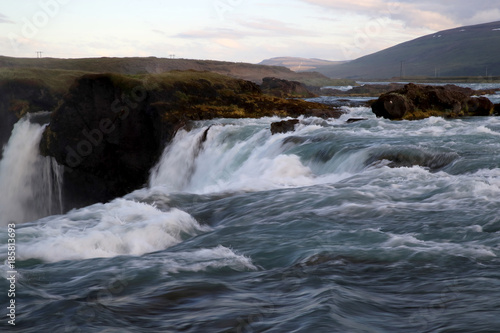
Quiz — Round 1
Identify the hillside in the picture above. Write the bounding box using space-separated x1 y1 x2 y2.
0 56 338 87
259 57 346 72
318 21 500 79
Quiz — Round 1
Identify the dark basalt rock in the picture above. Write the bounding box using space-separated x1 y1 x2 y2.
467 97 494 116
371 93 413 119
39 74 162 208
346 118 367 123
270 119 299 135
371 83 495 120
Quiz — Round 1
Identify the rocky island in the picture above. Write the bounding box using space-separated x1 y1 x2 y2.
29 71 338 208
372 83 497 120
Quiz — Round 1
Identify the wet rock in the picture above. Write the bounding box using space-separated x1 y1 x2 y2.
371 93 413 119
467 97 494 116
271 119 299 135
346 118 367 123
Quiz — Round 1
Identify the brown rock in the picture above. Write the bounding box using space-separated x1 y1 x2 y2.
371 93 413 119
270 119 299 135
467 97 493 116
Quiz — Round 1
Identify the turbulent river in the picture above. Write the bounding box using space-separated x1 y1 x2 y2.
1 88 500 332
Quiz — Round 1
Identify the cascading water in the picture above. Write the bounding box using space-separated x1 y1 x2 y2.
0 118 63 225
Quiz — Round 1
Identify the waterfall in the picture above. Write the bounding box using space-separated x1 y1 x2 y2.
0 118 64 225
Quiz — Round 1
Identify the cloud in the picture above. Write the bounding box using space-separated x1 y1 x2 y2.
175 18 317 41
175 28 250 40
237 18 319 37
300 0 500 31
0 13 14 24
151 29 167 37
462 8 500 26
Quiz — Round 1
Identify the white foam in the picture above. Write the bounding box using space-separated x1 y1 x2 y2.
12 199 210 262
150 124 318 194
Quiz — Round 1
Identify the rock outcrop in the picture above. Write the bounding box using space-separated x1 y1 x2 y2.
38 71 340 208
372 83 495 120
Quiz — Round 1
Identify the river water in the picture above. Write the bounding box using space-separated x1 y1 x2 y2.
1 89 500 332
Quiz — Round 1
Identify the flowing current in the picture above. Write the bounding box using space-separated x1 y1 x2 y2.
1 101 500 332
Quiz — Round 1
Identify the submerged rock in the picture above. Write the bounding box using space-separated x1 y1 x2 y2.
371 83 495 120
346 118 367 123
366 148 459 171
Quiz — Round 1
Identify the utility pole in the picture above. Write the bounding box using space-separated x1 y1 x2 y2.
169 54 175 59
36 51 43 58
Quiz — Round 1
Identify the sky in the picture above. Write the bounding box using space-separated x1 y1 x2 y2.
0 0 499 63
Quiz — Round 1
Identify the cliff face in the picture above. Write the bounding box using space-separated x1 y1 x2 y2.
39 71 339 208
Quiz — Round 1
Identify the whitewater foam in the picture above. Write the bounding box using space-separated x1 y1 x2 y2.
150 125 319 194
12 199 211 262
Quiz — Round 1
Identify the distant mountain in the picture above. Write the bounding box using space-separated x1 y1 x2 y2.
259 57 346 72
318 21 500 79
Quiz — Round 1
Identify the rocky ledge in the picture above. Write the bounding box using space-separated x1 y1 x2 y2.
372 83 495 120
38 71 341 208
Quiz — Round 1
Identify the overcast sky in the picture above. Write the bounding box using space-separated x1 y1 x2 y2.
1 0 499 62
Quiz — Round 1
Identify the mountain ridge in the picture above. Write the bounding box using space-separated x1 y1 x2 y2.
317 21 500 79
258 57 346 72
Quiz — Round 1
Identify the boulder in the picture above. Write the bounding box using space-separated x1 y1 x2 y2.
466 97 494 116
270 119 299 135
371 93 413 119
